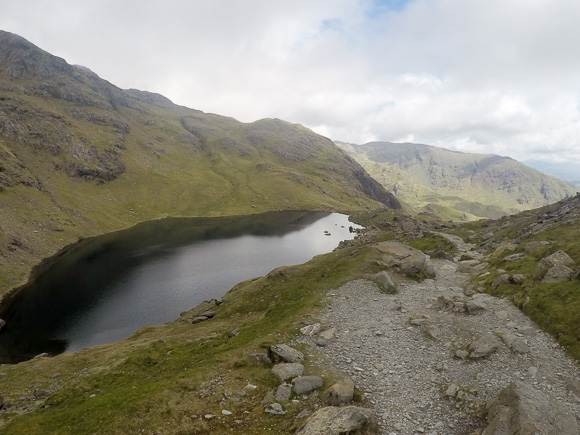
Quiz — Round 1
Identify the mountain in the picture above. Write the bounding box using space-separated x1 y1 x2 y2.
0 30 399 297
338 141 578 220
523 159 580 187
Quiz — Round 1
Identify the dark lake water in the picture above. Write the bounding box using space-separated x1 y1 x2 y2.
0 211 360 363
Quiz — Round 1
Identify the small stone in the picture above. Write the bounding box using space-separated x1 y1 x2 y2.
265 402 286 415
204 414 215 420
292 376 323 395
300 323 321 336
222 409 232 416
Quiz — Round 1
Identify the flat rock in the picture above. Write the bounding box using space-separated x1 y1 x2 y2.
469 334 501 358
264 402 286 415
271 362 304 382
296 406 376 435
268 344 304 364
319 327 337 340
482 381 579 435
292 376 323 395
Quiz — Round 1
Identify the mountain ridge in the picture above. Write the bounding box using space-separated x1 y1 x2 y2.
337 140 578 220
0 30 399 297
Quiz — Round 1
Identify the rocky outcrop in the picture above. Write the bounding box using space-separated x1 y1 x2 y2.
296 406 377 435
482 381 579 435
375 241 436 279
534 250 575 280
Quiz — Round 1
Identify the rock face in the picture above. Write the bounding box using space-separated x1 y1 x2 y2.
482 382 579 435
296 406 377 435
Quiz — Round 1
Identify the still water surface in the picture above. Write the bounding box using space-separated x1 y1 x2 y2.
0 211 360 362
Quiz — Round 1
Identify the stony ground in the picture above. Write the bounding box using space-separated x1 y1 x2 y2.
298 241 580 434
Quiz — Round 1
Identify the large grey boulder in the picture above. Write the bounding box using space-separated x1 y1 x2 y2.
482 381 579 435
322 376 355 406
271 363 304 382
534 250 574 280
268 344 304 364
296 406 377 435
373 271 395 293
541 265 574 283
292 376 323 395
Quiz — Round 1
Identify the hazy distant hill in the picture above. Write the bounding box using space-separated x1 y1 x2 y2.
0 30 399 295
337 141 578 220
524 160 580 188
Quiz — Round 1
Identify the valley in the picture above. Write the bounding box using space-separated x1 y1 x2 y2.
0 31 579 434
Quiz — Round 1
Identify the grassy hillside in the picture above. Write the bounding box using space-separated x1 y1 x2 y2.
0 31 399 298
338 141 578 221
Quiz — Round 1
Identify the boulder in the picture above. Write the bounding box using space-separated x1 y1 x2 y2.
248 353 272 364
401 253 435 279
300 323 321 336
271 363 304 382
541 265 574 283
469 334 501 359
268 344 304 364
296 406 377 435
534 250 574 280
323 376 355 406
319 327 337 340
465 299 488 315
373 271 396 293
501 333 530 354
292 376 323 395
275 383 292 401
482 381 579 435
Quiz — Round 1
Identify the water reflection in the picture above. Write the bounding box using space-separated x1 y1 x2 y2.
0 211 360 363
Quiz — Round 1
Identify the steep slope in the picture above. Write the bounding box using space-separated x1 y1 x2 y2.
0 31 399 297
338 141 577 220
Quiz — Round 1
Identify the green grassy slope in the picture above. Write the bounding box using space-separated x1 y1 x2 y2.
337 141 578 221
0 31 399 298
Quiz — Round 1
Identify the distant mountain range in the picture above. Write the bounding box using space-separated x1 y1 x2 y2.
337 141 578 220
523 160 580 187
0 30 399 295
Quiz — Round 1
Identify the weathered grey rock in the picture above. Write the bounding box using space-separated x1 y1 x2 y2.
373 271 396 293
261 390 276 406
296 406 377 435
534 250 575 279
501 333 530 354
264 402 286 415
319 327 337 340
268 344 304 364
275 383 293 401
271 363 305 382
323 376 355 406
491 274 510 291
469 334 501 358
292 376 323 395
541 265 574 283
510 274 526 284
300 323 321 336
466 299 488 315
375 241 435 279
482 381 579 435
455 349 469 359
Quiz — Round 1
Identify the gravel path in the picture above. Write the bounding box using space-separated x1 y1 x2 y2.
300 255 580 434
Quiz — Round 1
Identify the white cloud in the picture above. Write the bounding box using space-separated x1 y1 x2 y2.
1 0 580 165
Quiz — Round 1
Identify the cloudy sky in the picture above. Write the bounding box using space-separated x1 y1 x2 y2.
2 0 580 164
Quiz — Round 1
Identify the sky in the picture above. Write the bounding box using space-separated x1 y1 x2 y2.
1 0 580 164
